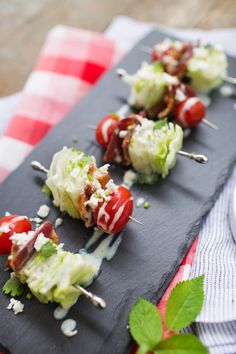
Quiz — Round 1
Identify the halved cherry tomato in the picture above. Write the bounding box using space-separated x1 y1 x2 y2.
93 186 133 234
96 114 120 148
0 215 32 255
175 97 205 128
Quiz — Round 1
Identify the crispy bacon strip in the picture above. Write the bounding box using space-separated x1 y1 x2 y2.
103 116 141 165
10 221 58 274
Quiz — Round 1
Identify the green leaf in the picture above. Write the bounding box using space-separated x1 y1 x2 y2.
129 298 162 350
137 344 150 354
152 61 164 73
3 275 24 297
153 119 168 131
39 241 57 258
154 334 208 354
165 276 204 331
42 184 52 198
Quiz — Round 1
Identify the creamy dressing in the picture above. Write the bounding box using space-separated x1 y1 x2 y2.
61 319 77 337
81 227 124 271
101 118 113 143
54 306 70 320
198 94 211 107
220 85 234 97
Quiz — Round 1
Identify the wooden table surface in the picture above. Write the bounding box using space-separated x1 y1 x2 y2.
1 0 235 96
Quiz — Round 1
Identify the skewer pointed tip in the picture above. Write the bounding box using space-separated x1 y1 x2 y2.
129 215 144 226
31 161 48 174
202 118 219 130
177 150 208 164
116 68 127 78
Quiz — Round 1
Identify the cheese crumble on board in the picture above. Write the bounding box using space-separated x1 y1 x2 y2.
7 298 24 315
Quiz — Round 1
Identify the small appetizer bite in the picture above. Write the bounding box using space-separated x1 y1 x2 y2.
33 147 133 234
117 64 217 130
151 38 228 93
96 115 208 184
8 221 99 309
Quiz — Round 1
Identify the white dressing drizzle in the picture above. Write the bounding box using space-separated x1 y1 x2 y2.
54 306 70 320
101 118 113 143
61 319 77 337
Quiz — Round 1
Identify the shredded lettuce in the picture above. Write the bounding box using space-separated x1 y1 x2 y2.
122 62 178 110
19 243 98 308
129 118 183 179
187 46 228 92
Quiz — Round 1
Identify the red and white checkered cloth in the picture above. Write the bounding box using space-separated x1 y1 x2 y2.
0 25 197 323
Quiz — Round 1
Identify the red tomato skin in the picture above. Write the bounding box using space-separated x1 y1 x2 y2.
0 215 32 255
96 114 120 148
175 98 206 128
93 186 133 234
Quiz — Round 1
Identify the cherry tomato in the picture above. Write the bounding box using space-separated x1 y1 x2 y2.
96 114 120 148
175 97 205 128
93 186 133 234
0 215 32 255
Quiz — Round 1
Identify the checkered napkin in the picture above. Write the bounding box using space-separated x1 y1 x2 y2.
0 23 196 326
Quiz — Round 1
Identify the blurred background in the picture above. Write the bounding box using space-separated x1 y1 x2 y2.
1 0 236 96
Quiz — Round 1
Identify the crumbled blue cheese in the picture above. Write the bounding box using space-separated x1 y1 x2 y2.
37 205 50 218
85 180 117 210
34 233 49 251
10 231 35 248
136 197 145 208
55 217 63 228
61 319 77 337
122 170 138 189
0 224 11 233
119 130 128 138
30 217 43 224
7 298 24 315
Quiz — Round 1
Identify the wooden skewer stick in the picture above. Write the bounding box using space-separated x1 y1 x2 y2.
74 285 106 309
202 119 218 130
177 150 208 164
31 161 143 226
223 76 236 85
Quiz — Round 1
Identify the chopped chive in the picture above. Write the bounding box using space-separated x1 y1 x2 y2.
143 201 150 209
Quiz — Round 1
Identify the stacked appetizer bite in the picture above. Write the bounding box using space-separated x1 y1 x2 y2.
96 114 207 185
117 62 211 129
35 147 133 234
150 38 228 93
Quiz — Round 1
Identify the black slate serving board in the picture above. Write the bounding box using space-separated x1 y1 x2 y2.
0 29 236 354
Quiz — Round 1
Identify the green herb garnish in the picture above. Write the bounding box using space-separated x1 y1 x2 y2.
42 184 52 198
153 119 168 131
39 241 57 258
87 174 93 182
3 275 24 297
165 275 204 331
26 292 32 300
143 201 150 209
109 112 120 120
129 276 207 353
152 61 164 73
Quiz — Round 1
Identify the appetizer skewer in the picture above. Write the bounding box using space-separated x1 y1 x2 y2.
31 147 140 234
95 115 208 184
141 38 232 92
3 220 106 309
117 65 218 130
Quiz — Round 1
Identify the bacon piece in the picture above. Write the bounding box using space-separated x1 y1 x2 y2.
10 221 58 274
104 116 141 165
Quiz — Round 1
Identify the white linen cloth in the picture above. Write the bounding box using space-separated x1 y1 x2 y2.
1 16 236 353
